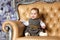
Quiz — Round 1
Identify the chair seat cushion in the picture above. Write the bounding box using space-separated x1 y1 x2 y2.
17 36 60 40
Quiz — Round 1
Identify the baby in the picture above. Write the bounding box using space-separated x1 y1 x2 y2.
20 8 47 36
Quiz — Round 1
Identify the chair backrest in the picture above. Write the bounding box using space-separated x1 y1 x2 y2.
18 2 60 36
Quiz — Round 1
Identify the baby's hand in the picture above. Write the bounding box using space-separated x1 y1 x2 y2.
41 26 46 29
40 21 46 29
20 20 29 26
25 32 30 37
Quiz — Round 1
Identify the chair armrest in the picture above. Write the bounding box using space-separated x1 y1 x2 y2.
2 20 25 40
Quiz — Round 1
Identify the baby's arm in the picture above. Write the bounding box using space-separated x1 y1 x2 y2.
39 20 48 36
20 20 29 26
40 20 46 29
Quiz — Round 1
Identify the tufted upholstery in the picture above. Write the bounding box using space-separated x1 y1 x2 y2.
2 2 60 40
18 2 60 36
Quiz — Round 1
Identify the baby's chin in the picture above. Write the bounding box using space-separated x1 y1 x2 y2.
31 18 36 19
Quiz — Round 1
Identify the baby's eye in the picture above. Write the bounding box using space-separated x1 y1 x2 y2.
34 13 37 15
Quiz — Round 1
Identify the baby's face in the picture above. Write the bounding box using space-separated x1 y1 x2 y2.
30 10 38 19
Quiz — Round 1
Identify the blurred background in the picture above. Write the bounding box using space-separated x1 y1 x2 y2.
0 0 60 40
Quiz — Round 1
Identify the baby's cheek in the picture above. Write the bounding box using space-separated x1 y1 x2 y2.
30 15 33 18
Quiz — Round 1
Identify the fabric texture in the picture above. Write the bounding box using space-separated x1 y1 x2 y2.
25 18 43 36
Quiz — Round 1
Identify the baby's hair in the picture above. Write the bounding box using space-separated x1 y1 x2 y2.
31 8 39 13
31 8 40 18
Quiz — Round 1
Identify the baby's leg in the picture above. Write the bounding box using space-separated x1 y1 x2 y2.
25 32 30 37
39 31 48 36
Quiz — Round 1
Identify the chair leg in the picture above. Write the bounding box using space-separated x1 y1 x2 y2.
6 25 13 40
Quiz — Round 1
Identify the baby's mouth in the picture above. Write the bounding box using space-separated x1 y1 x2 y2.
32 16 35 18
